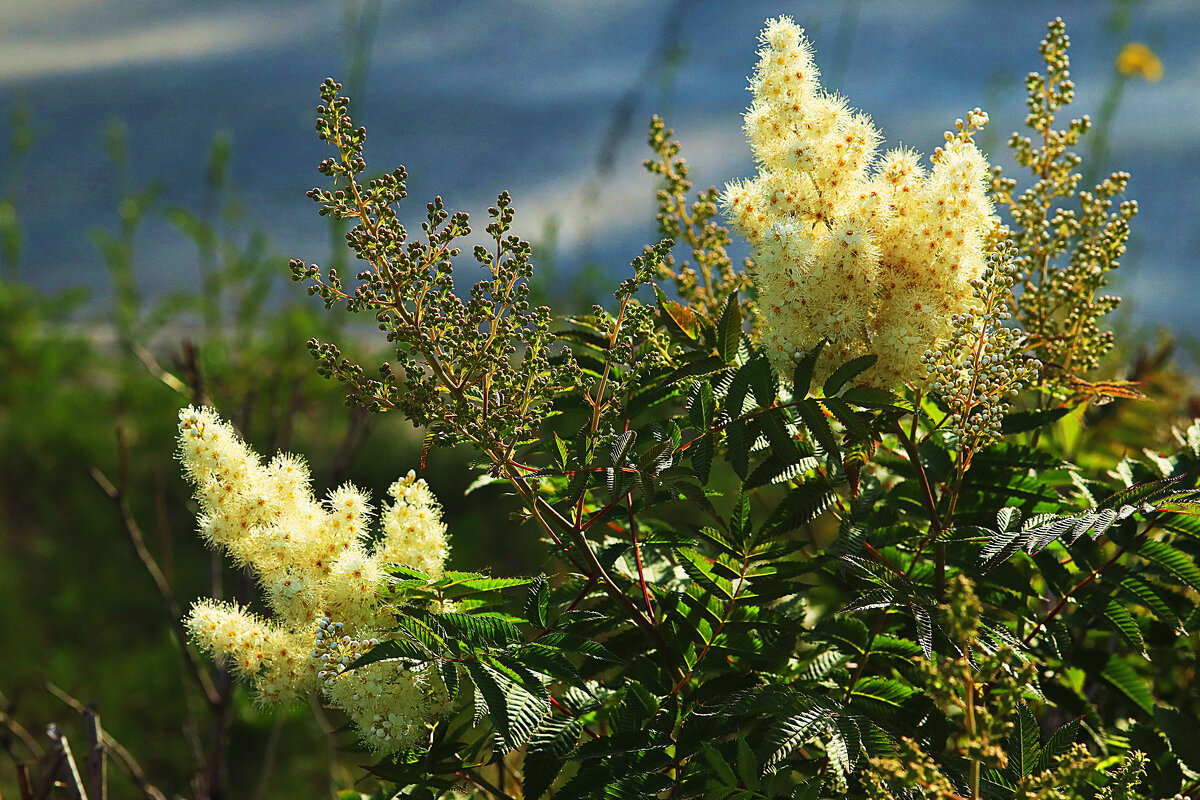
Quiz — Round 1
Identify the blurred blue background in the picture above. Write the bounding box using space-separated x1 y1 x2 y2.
2 0 1196 332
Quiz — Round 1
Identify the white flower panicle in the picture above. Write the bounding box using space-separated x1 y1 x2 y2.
313 617 448 753
379 471 450 579
177 406 449 751
722 17 997 389
183 600 321 705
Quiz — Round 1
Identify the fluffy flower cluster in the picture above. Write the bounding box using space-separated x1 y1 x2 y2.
722 17 996 389
178 406 449 751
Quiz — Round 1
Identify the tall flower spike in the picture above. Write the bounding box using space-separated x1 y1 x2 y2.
723 17 998 390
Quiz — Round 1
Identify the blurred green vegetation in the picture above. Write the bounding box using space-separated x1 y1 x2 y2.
0 101 543 798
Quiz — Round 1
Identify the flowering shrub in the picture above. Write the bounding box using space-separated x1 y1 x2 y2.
167 16 1200 800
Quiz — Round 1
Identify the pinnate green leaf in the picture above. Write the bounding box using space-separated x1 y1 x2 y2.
822 354 877 397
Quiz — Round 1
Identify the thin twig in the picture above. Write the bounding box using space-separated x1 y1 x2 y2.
17 762 34 800
132 342 189 397
891 419 947 601
203 567 251 800
455 768 518 800
44 726 87 800
520 480 682 682
307 697 341 800
671 551 751 694
82 705 106 800
627 494 655 619
0 688 44 759
44 683 167 800
844 424 944 700
250 715 285 800
1022 518 1159 646
201 665 234 800
178 339 211 407
31 740 66 800
547 698 601 739
88 464 220 707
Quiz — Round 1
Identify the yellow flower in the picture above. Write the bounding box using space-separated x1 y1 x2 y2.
1116 42 1163 82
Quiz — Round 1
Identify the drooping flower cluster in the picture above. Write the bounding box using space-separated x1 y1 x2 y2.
722 16 997 389
178 406 449 752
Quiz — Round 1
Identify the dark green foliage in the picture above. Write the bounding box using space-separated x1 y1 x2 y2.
280 65 1200 799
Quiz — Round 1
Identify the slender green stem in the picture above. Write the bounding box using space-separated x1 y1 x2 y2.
671 551 751 694
456 769 516 800
628 494 655 619
890 419 947 600
845 418 948 699
965 668 979 800
508 471 683 683
844 609 890 703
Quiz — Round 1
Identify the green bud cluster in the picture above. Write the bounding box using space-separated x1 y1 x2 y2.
644 116 753 323
923 235 1041 453
290 80 580 465
991 19 1133 395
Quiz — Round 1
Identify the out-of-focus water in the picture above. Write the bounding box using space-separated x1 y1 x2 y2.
2 0 1197 334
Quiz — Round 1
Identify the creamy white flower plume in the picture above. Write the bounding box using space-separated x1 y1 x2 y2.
723 16 996 389
177 406 450 750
